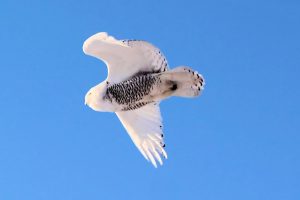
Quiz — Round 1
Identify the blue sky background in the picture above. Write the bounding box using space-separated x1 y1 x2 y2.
0 0 299 199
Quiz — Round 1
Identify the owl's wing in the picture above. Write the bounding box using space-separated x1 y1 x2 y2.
115 103 167 167
83 32 169 83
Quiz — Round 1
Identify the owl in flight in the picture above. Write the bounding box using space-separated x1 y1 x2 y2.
83 32 205 167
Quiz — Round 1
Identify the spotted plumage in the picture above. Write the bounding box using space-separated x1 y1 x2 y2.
105 73 160 111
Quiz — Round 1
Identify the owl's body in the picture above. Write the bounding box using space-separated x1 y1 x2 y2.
83 32 205 167
89 67 204 112
105 73 158 111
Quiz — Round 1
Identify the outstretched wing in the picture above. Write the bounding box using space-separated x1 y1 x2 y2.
116 103 167 167
83 32 169 83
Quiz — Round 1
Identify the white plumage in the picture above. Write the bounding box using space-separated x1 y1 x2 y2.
83 32 168 83
83 32 205 167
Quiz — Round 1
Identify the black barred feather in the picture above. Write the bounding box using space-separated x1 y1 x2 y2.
105 74 159 111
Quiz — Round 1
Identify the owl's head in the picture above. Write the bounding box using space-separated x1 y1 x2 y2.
85 81 112 112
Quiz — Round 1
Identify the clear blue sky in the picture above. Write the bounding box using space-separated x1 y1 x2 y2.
0 0 299 199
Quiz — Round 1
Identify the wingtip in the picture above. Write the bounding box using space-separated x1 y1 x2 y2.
82 32 107 54
145 149 158 168
82 32 128 55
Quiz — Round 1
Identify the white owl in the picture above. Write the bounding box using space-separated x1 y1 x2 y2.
83 32 205 167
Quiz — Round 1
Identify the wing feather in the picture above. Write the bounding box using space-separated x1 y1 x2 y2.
83 32 169 83
116 103 167 167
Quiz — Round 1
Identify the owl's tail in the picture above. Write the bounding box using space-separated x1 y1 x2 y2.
158 66 205 98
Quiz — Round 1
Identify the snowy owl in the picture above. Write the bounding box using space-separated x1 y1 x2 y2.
83 32 205 167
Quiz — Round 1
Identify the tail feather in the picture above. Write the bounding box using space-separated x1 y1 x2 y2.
159 66 205 98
